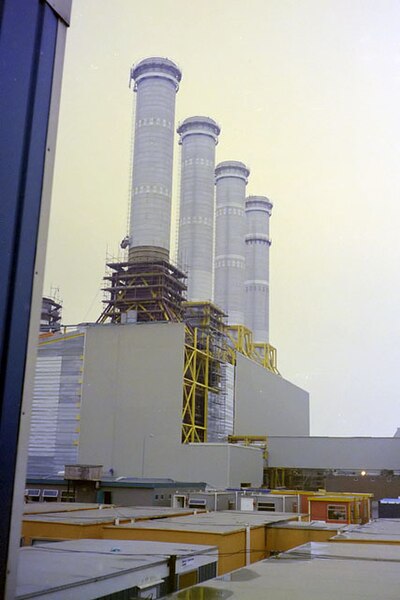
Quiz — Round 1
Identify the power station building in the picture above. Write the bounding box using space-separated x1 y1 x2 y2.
28 322 309 487
27 55 400 497
28 56 311 488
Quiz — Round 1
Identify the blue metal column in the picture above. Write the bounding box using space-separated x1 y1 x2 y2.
0 1 70 594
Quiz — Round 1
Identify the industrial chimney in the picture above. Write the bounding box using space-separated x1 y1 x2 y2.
177 116 220 301
98 58 186 325
129 57 182 262
214 161 250 325
244 196 273 342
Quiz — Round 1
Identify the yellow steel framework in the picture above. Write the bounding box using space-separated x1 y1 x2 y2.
227 324 279 374
98 260 280 442
182 327 213 443
268 467 287 489
254 342 279 373
182 302 234 444
183 301 235 365
228 435 269 460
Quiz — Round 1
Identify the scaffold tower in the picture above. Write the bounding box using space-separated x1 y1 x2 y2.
97 259 187 324
182 302 234 443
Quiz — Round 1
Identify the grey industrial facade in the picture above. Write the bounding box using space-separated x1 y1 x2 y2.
27 322 310 487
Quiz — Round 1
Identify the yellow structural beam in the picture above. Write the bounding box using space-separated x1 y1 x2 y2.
228 435 269 460
182 327 218 444
268 467 287 489
227 324 279 374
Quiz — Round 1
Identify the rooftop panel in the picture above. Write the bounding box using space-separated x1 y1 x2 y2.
166 550 400 598
107 510 298 535
17 539 216 599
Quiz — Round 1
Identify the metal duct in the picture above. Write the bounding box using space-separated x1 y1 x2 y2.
177 116 220 300
214 161 250 325
244 196 273 342
129 57 182 261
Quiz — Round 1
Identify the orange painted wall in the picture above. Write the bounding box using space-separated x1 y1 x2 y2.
309 500 349 524
21 520 107 545
266 527 337 555
102 526 266 575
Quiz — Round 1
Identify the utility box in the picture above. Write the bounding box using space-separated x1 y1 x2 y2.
64 465 102 481
378 498 400 518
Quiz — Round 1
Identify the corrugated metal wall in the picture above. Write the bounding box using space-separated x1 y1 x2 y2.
27 332 84 477
207 363 234 442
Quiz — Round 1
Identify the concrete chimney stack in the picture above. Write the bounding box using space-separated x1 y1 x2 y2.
214 161 250 325
129 57 181 262
244 196 273 342
177 116 220 300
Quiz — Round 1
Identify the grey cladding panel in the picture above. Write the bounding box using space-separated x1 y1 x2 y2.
234 354 309 436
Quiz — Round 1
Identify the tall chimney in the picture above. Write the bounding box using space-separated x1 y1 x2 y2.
177 116 220 300
244 196 273 342
214 161 250 325
129 57 182 262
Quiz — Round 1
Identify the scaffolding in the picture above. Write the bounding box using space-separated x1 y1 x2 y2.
182 302 234 444
97 259 187 324
208 362 235 442
40 296 62 333
98 263 279 443
264 467 328 490
182 327 212 443
227 324 279 374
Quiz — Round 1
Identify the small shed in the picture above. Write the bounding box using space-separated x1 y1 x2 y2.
308 494 369 524
239 492 300 513
173 490 237 511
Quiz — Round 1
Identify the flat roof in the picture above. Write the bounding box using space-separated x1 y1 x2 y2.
166 551 400 598
26 476 207 489
107 510 298 535
23 506 203 526
309 496 355 503
332 518 400 543
284 541 400 562
188 491 236 496
266 520 346 532
23 503 111 515
16 539 217 599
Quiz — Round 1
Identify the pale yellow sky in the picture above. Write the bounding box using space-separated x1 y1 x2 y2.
45 0 400 436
